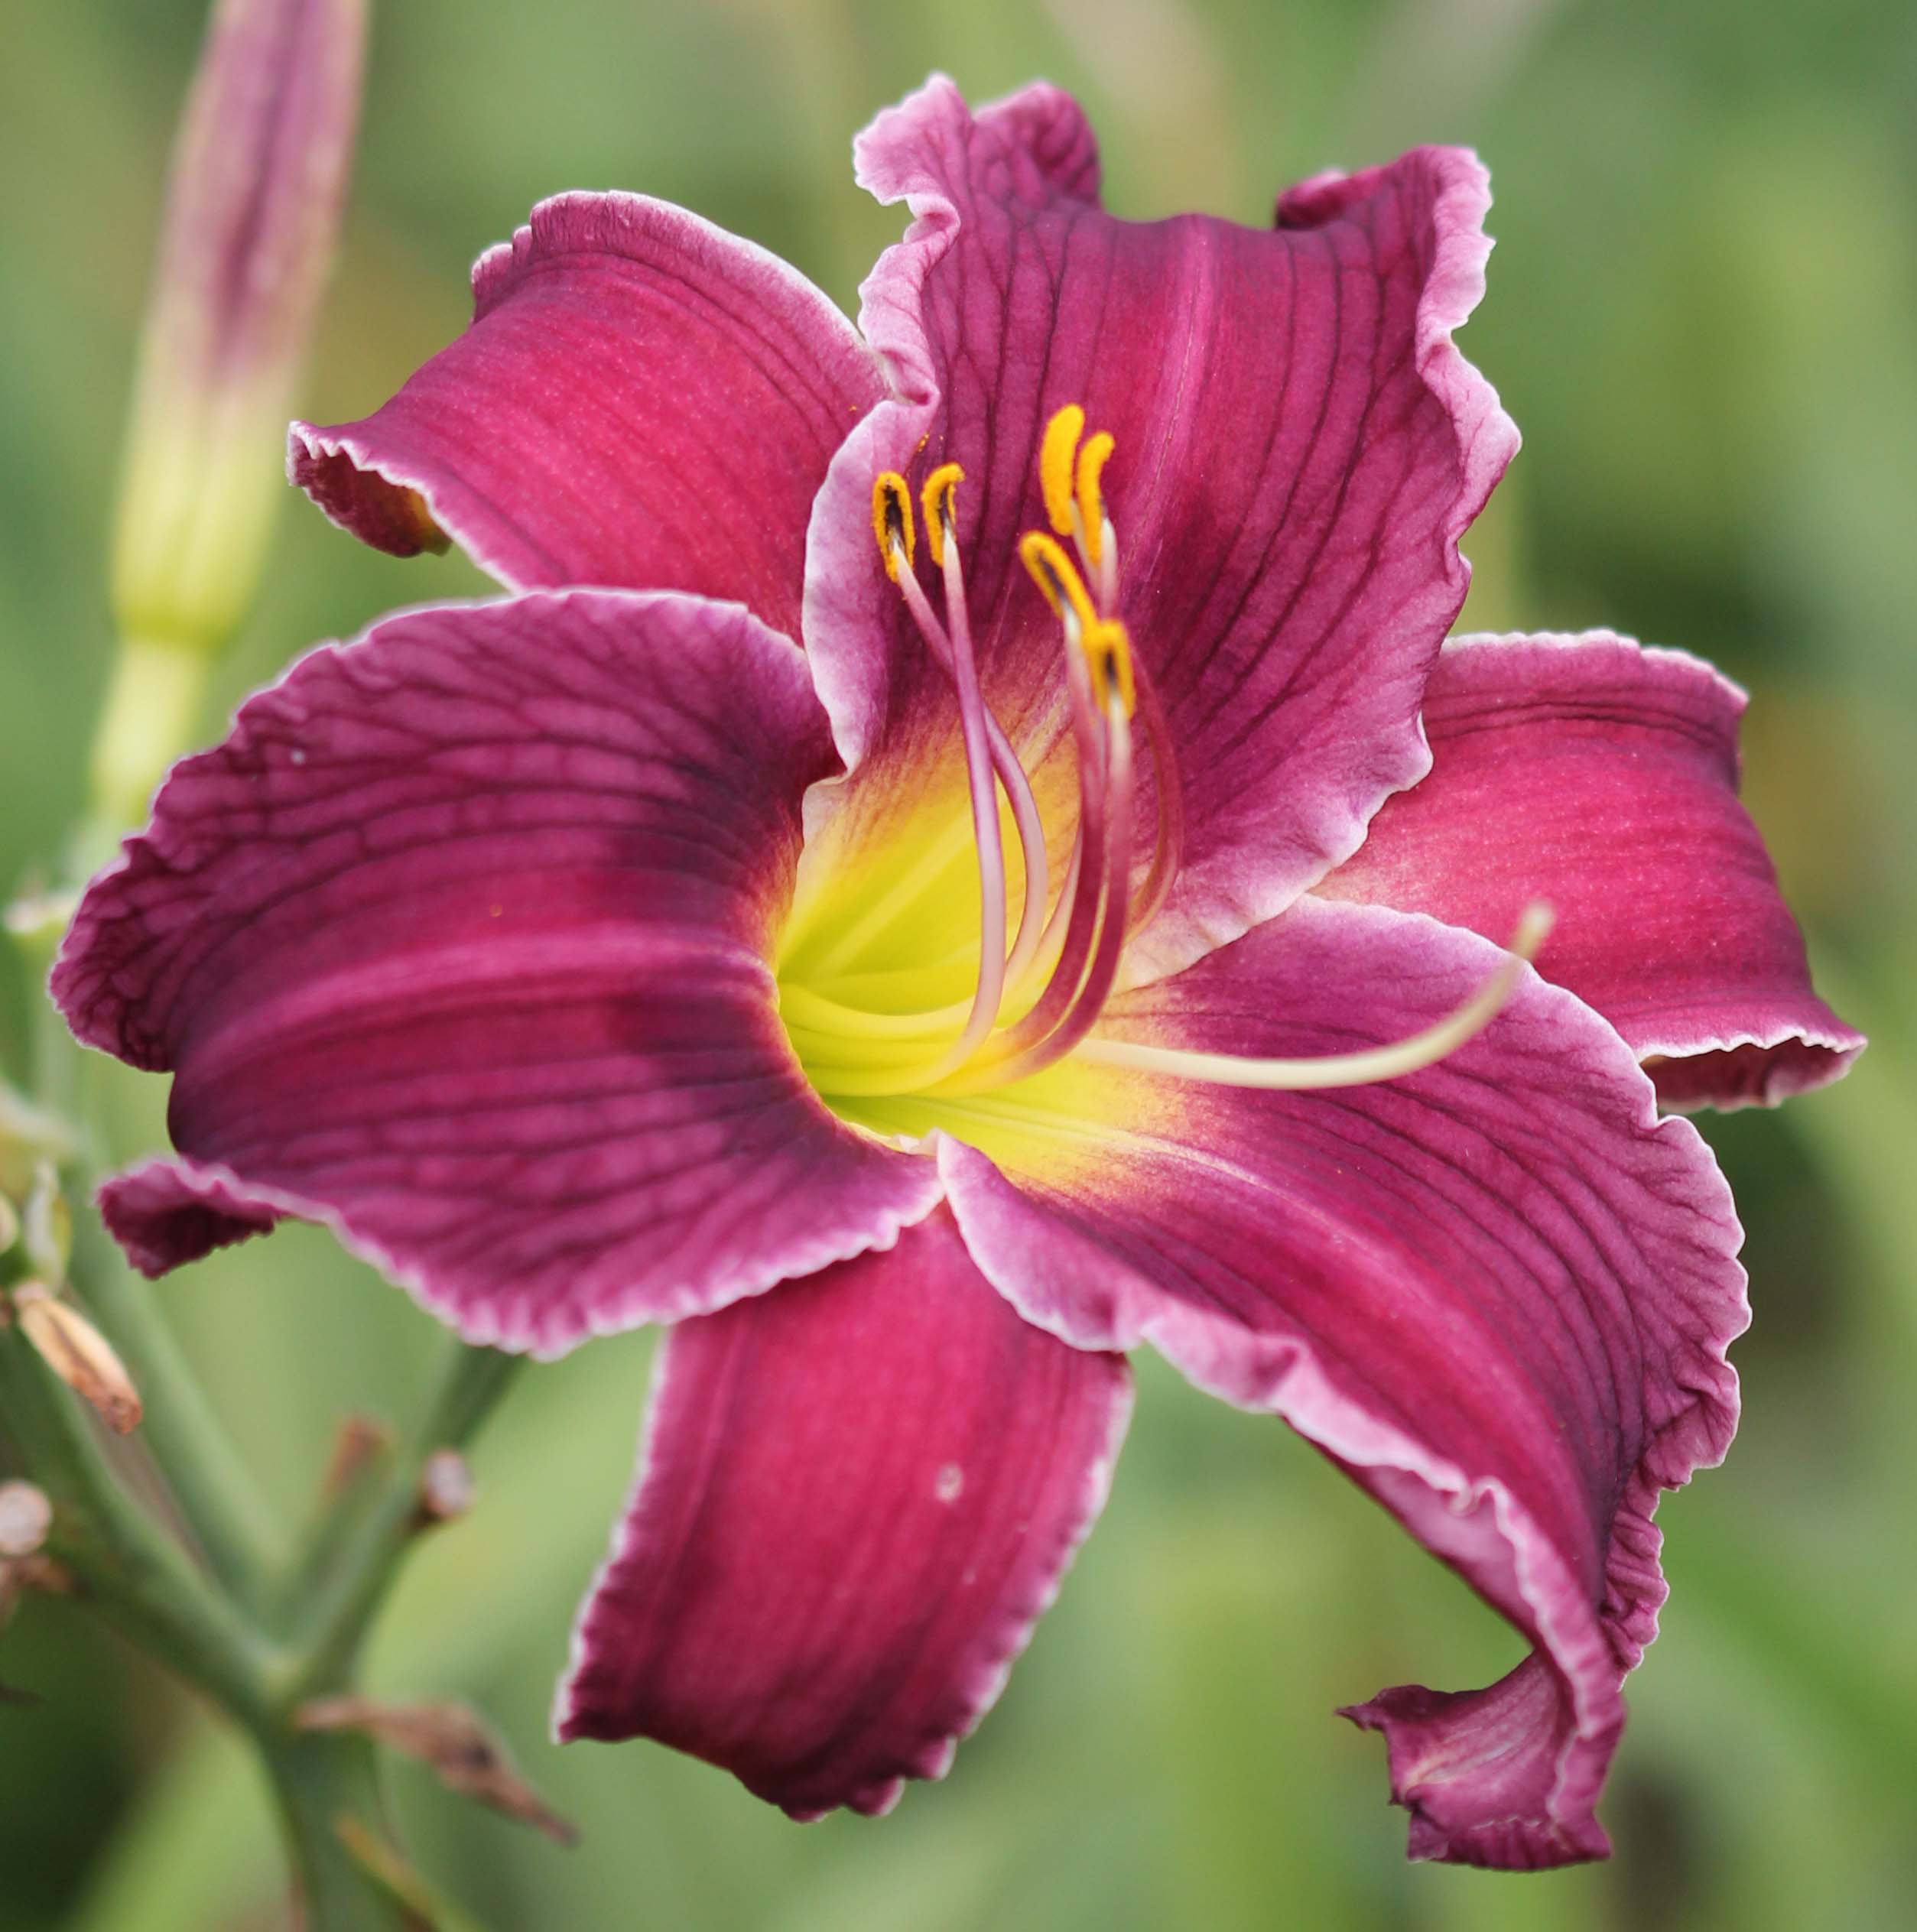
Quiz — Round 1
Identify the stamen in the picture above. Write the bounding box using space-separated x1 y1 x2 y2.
921 463 964 567
1039 405 1086 537
871 472 915 581
936 483 1050 992
1018 531 1100 637
971 616 1111 1063
877 542 1047 1015
1083 619 1136 719
1074 431 1115 570
1092 515 1118 612
798 425 1189 1106
895 534 1009 1089
817 463 1060 1095
881 468 1051 997
1071 904 1557 1091
941 687 1136 1095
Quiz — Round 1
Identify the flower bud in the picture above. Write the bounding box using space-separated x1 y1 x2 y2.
0 1483 53 1560
418 1448 476 1524
10 1283 144 1436
98 0 369 821
320 1411 395 1499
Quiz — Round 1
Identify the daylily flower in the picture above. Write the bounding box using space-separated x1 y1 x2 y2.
51 77 1859 1867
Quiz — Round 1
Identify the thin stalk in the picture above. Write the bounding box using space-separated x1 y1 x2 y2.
943 692 1136 1093
283 1335 523 1700
69 1210 287 1611
887 549 1007 1083
986 638 1110 1060
261 1726 417 1932
268 1429 399 1635
27 971 287 1612
0 1291 520 1932
0 1322 281 1729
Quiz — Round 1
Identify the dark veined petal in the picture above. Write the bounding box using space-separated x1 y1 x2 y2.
801 76 1516 985
291 193 883 639
928 897 1744 1867
1317 630 1863 1109
555 1206 1131 1817
54 590 937 1356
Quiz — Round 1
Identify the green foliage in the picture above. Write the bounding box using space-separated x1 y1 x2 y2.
2 1 1912 1925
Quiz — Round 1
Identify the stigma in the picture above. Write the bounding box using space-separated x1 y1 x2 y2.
790 408 1542 1106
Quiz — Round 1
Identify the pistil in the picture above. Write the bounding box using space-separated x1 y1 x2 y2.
1071 904 1556 1089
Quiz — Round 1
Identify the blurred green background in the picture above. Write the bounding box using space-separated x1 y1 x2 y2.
2 0 1914 1926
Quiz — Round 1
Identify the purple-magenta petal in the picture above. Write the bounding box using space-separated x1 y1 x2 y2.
936 896 1746 1866
802 76 1516 982
1342 1652 1607 1869
99 1155 285 1274
291 193 883 640
54 589 937 1354
555 1206 1131 1817
1320 630 1861 1110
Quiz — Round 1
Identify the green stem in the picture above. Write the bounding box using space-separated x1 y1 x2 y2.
68 1210 287 1612
261 1726 418 1932
6 858 523 1927
83 635 213 866
266 1339 519 1929
270 1428 400 1635
0 1306 522 1932
284 1335 522 1699
0 1322 281 1729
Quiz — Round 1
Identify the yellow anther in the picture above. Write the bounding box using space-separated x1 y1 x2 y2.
921 463 964 567
871 472 915 582
1084 619 1137 718
1018 531 1100 637
1074 431 1115 568
1038 405 1086 537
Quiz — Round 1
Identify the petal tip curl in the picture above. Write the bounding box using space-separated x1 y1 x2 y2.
96 1156 287 1278
1339 1663 1616 1869
287 420 457 563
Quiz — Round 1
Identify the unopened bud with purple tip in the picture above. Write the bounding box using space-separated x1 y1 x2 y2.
96 0 368 826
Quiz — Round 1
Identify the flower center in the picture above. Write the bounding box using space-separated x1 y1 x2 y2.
781 408 1170 1102
778 408 1550 1116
